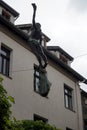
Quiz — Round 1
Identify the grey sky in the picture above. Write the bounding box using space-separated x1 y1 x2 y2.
4 0 87 91
69 0 87 12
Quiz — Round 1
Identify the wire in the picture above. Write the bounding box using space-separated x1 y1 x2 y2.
74 53 87 59
12 68 34 73
10 53 87 73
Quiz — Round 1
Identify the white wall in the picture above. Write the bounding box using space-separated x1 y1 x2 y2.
0 31 83 130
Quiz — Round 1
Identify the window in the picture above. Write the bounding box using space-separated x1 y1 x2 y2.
66 127 73 130
34 114 48 123
2 10 11 21
64 84 73 110
59 54 68 64
34 66 40 93
0 45 11 76
34 65 51 97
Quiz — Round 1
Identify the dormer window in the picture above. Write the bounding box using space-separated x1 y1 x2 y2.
59 54 68 64
2 9 11 21
47 46 74 66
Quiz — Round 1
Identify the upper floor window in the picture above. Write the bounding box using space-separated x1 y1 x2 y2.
64 84 74 111
0 44 11 77
59 54 68 64
2 10 11 21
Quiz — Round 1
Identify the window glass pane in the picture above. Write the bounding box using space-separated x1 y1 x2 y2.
2 48 10 57
68 90 72 96
69 97 72 109
3 58 6 74
6 60 10 76
35 78 39 92
1 49 7 56
0 56 2 72
65 88 68 94
65 95 69 108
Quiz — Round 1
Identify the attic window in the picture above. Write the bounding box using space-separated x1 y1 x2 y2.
59 54 68 64
2 10 11 21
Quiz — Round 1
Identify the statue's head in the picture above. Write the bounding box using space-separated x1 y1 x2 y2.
36 23 41 30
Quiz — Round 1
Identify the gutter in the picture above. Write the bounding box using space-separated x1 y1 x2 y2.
0 15 29 41
44 49 87 84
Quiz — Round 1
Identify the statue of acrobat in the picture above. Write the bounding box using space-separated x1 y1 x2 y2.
29 3 48 69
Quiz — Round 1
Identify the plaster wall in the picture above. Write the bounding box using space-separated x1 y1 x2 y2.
0 31 83 130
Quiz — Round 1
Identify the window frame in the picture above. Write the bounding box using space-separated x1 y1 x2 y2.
2 9 11 21
34 64 46 94
0 44 12 77
59 54 68 64
64 84 74 111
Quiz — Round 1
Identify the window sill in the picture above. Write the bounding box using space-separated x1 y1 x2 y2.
65 107 75 113
0 73 12 79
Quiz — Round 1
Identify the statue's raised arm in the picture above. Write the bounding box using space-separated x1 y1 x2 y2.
29 3 48 69
31 3 42 44
32 3 37 29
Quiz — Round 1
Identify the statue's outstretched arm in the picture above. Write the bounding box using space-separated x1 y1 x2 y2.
32 3 37 29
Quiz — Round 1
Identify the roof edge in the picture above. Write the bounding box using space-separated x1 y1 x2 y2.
0 0 19 17
44 49 87 84
47 46 74 61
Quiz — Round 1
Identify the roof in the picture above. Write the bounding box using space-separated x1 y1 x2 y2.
16 24 32 30
0 14 87 84
47 46 74 61
0 15 29 40
0 0 19 17
16 24 51 42
44 48 87 84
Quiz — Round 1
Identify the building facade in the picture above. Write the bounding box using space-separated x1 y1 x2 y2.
0 1 87 130
81 90 87 130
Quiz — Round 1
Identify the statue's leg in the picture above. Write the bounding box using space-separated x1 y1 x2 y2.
37 45 48 68
29 40 43 67
29 39 48 68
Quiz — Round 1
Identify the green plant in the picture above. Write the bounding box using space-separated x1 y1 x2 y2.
8 119 61 130
0 76 15 130
0 76 61 130
21 120 61 130
9 118 24 130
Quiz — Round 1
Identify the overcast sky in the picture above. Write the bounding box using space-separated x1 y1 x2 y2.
4 0 87 91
